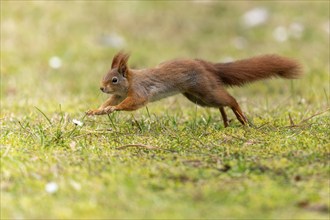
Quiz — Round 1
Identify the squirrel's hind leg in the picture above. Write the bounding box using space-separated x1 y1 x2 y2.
229 100 248 126
198 89 248 126
219 107 229 127
183 91 247 127
215 91 248 126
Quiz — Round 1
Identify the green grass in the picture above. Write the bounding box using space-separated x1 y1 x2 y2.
1 1 329 219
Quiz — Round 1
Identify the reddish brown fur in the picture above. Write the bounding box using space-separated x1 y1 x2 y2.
87 52 302 127
213 54 301 86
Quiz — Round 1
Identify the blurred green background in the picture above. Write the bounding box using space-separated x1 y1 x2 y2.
2 1 329 114
1 1 329 219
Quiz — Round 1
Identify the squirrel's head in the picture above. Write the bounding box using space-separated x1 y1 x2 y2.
100 52 130 96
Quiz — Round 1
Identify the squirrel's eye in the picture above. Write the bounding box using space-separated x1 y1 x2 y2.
112 77 118 84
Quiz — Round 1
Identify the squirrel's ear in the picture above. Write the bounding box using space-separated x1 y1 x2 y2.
111 51 127 69
118 53 130 77
111 52 121 69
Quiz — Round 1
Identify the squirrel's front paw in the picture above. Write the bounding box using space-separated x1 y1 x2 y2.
103 106 116 114
86 109 96 116
86 106 116 116
86 109 103 116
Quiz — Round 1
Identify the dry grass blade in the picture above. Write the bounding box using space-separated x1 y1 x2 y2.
298 108 330 124
286 108 329 128
117 144 179 153
117 144 161 150
288 113 295 126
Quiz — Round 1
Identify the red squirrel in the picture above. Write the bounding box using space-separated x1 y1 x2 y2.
86 52 302 127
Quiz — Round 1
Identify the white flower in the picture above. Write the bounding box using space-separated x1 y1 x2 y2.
232 37 247 50
273 26 288 42
221 56 234 63
49 56 62 69
45 182 58 194
322 21 329 35
70 180 81 191
289 22 304 39
99 33 125 48
72 119 83 126
242 7 269 28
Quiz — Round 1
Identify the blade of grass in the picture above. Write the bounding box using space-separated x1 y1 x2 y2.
34 106 52 125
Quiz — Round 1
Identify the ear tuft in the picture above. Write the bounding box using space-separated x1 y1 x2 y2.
117 52 130 77
111 51 130 69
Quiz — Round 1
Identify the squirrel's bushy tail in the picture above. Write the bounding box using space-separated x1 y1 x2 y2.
215 54 302 86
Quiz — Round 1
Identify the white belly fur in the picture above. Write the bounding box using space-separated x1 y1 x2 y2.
149 85 179 102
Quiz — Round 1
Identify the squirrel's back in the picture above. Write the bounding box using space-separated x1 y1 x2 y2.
211 54 302 86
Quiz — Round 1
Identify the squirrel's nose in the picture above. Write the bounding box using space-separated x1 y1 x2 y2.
100 87 105 92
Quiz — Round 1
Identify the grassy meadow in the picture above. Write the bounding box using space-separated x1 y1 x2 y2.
1 1 329 219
